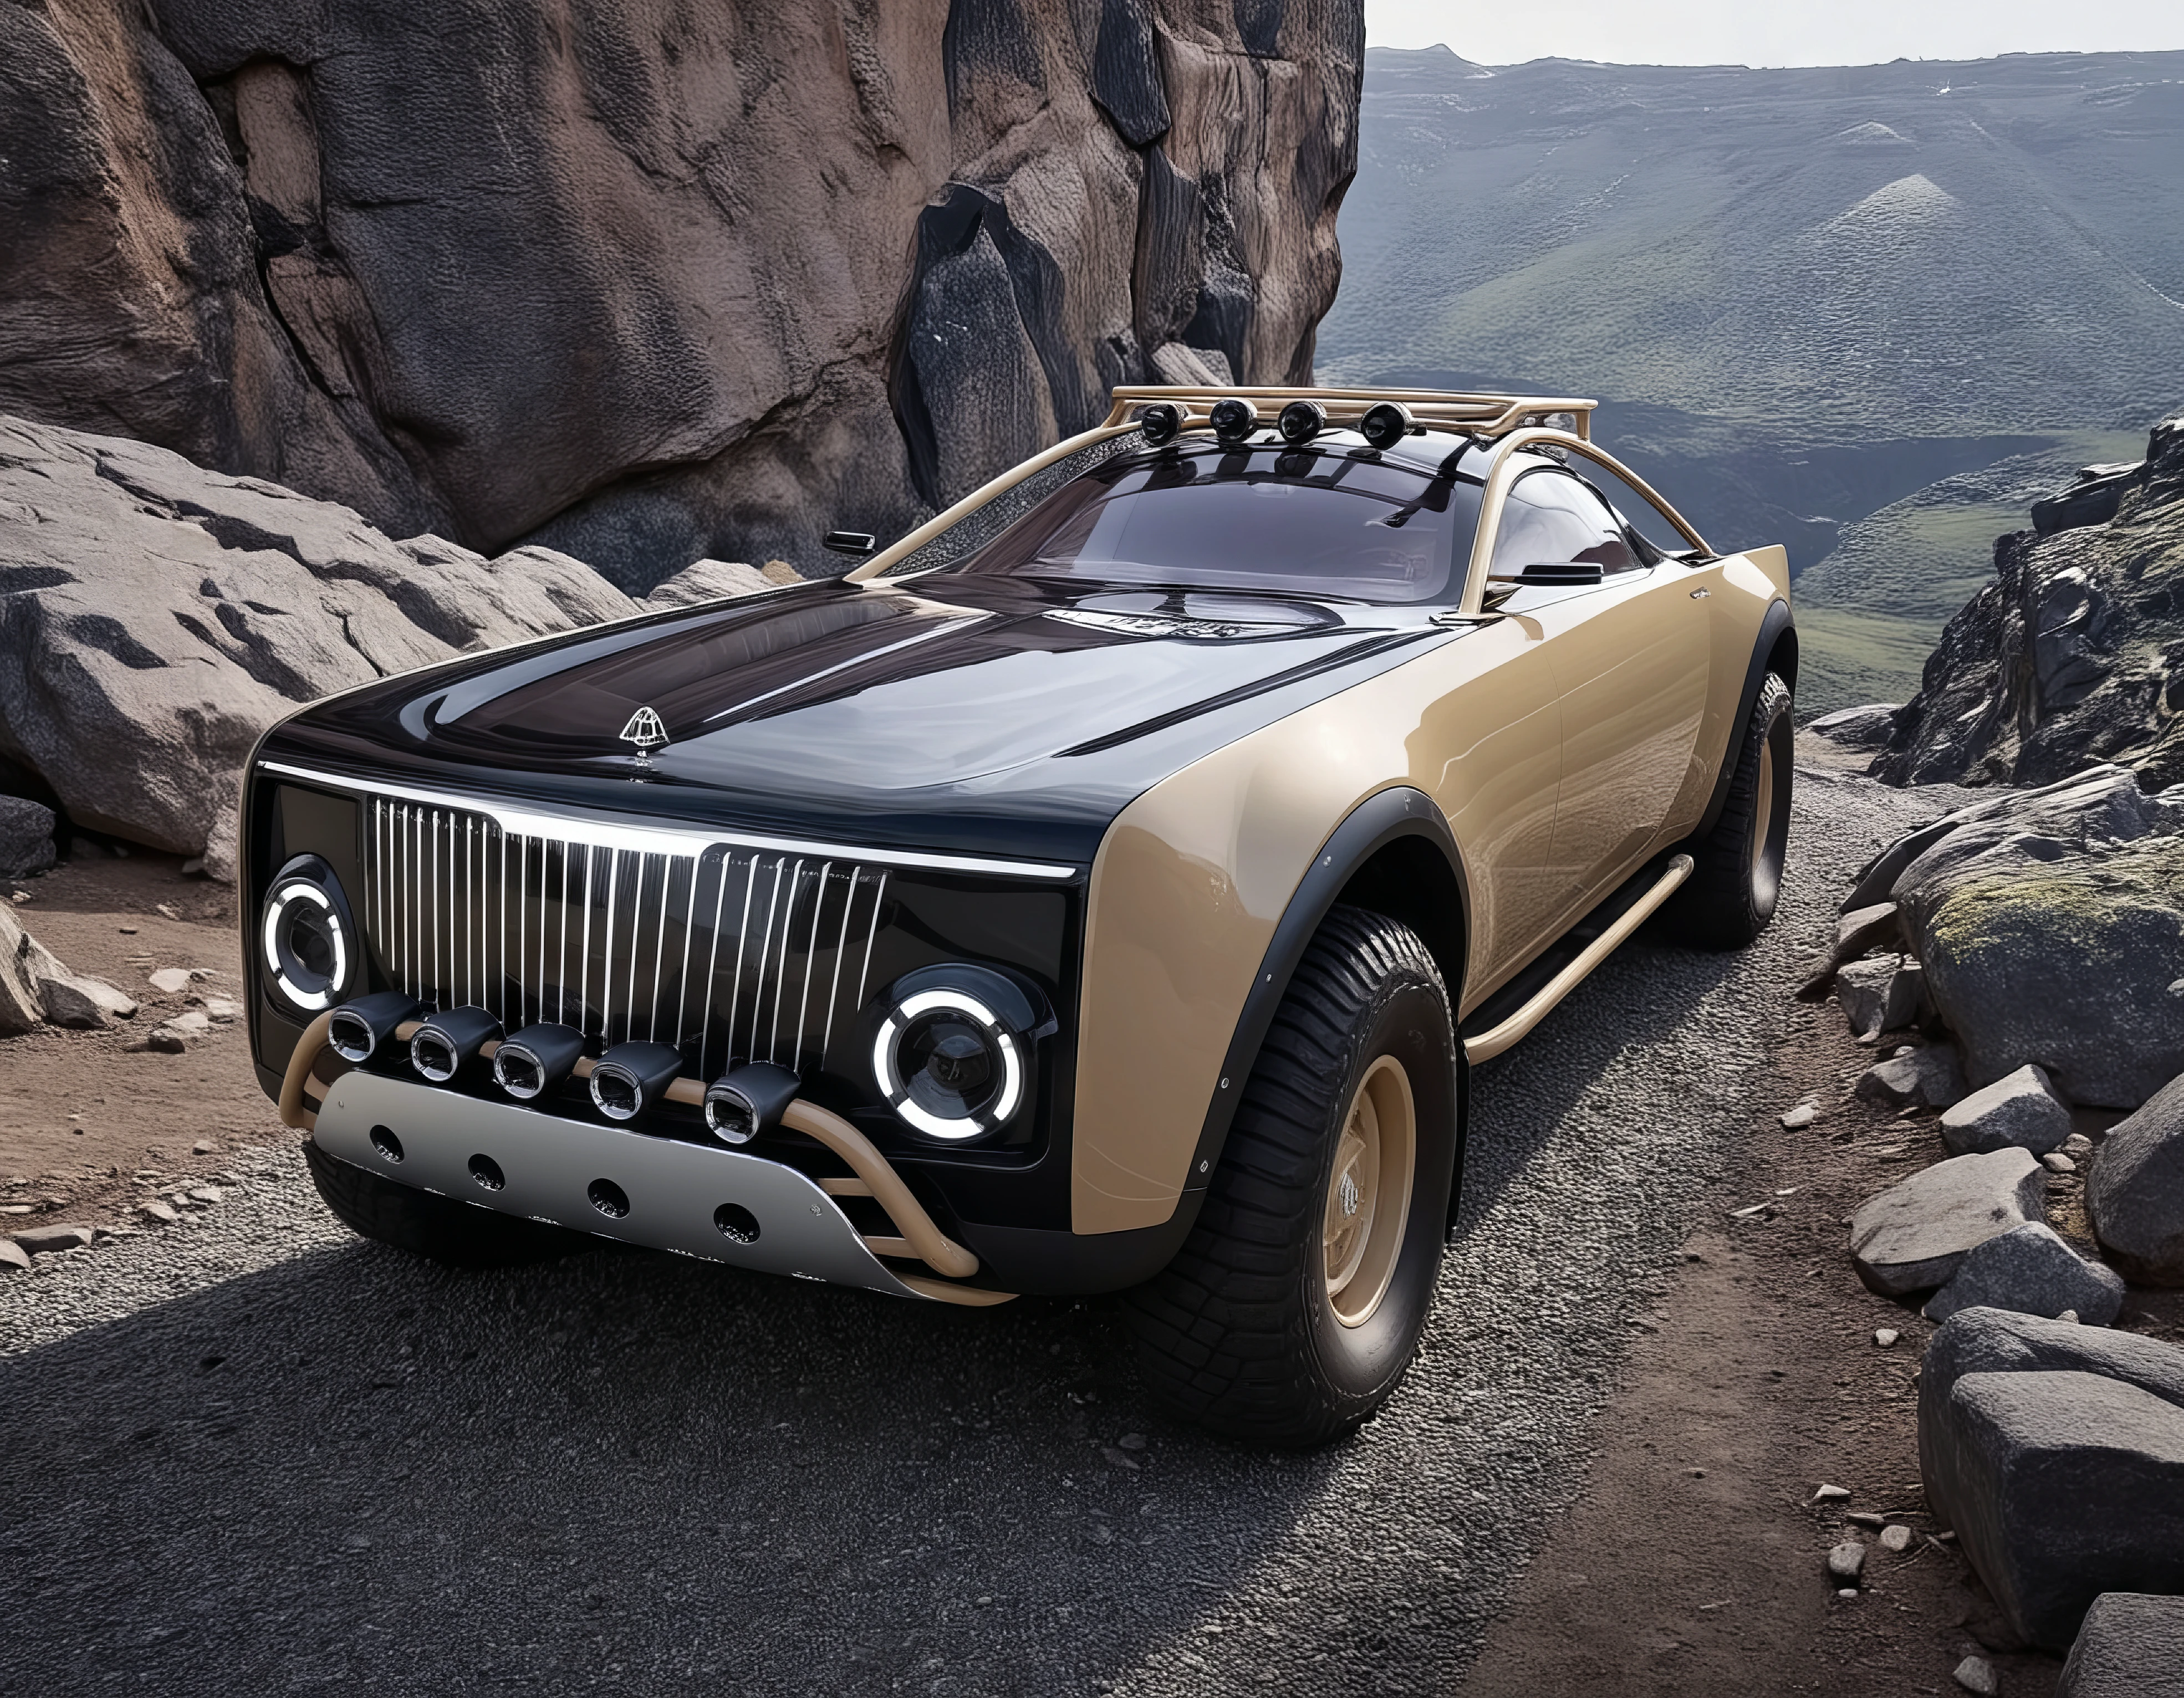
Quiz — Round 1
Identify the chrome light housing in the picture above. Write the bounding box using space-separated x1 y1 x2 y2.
869 965 1045 1143
1208 397 1258 446
589 1041 685 1122
259 855 359 1015
328 991 424 1063
493 1022 586 1101
411 1006 502 1083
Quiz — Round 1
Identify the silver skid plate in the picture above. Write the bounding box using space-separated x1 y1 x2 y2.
313 1070 928 1300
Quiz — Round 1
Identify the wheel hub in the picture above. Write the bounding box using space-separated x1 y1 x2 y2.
1321 1055 1418 1328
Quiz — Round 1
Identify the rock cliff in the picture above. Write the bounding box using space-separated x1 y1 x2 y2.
1875 411 2184 790
0 0 1361 592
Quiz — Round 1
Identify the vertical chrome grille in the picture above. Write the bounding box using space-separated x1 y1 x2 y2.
360 797 889 1079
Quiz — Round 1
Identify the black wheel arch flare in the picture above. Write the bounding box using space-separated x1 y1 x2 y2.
1691 597 1796 844
1180 785 1473 1206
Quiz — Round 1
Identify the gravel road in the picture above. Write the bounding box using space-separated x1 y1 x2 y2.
1 764 1946 1696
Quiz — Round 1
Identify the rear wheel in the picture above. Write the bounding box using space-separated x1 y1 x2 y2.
1126 906 1459 1448
1663 671 1792 950
305 1140 589 1267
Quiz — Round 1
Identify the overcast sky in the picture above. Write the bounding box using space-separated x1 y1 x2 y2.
1365 0 2184 67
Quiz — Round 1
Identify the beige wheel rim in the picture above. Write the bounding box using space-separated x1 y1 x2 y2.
1751 733 1776 876
1321 1055 1417 1329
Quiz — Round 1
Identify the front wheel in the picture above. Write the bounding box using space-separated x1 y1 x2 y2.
1126 906 1460 1448
1662 671 1793 950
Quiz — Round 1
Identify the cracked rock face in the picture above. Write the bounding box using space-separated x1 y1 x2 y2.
0 415 640 874
0 0 1363 593
1875 410 2184 791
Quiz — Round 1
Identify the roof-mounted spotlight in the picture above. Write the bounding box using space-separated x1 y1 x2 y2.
1277 400 1327 446
1359 401 1415 452
1139 402 1185 446
1208 397 1258 446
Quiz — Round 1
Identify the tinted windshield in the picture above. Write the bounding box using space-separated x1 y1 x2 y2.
948 444 1485 605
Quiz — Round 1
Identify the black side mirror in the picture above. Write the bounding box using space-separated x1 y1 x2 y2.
1514 562 1604 586
823 530 877 557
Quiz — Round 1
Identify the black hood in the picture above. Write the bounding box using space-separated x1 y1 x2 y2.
263 576 1466 866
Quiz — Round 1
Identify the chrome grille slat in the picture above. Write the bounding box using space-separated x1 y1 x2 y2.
360 797 889 1078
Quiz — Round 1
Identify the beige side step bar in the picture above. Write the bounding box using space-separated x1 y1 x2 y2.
1463 854 1695 1064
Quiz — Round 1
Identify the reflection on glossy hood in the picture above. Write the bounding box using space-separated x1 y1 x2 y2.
266 576 1464 866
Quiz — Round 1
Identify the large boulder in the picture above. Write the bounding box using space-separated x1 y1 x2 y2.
2087 1072 2184 1286
1848 1148 2047 1297
1941 1063 2074 1157
0 0 1363 589
2057 1593 2184 1698
1843 765 2184 1107
0 796 56 879
0 903 136 1035
1922 1223 2126 1327
1804 702 1902 750
1921 1311 2184 1653
1876 410 2184 792
0 416 641 876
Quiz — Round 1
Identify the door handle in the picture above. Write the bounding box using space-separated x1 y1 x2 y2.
1690 588 1711 599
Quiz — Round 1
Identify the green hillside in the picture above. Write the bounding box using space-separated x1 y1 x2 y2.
1322 46 2184 711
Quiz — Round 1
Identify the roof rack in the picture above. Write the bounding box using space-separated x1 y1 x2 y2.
1101 385 1600 442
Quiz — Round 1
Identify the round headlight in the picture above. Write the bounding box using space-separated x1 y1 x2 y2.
259 855 356 1015
869 968 1042 1142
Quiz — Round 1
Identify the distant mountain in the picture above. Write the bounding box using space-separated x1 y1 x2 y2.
1321 46 2184 712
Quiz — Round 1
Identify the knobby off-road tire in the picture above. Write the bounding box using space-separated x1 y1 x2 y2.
1127 906 1460 1449
305 1140 588 1267
1664 671 1793 951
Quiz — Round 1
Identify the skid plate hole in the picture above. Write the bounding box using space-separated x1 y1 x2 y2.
468 1153 505 1192
369 1124 403 1164
713 1203 761 1245
587 1178 630 1220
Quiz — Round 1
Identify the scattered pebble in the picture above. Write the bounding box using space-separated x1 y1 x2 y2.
140 1201 180 1225
11 1224 94 1255
1115 1433 1147 1452
192 1140 217 1155
1879 1524 1913 1552
1834 1586 1859 1600
2057 1308 2079 1324
118 924 137 934
1100 1446 1140 1471
145 1032 186 1055
1779 1097 1820 1129
1874 1328 1900 1348
1952 1654 1999 1696
1825 1541 1866 1583
2041 1152 2077 1174
1812 1484 1852 1502
0 1239 29 1272
1845 1512 1886 1530
155 903 181 920
147 967 193 994
2061 1133 2095 1160
188 1186 224 1206
1729 1203 1772 1219
202 997 240 1022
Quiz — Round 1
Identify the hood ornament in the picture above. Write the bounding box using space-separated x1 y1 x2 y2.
619 705 669 769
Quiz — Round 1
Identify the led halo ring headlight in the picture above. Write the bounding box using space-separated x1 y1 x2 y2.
259 854 358 1016
868 965 1046 1143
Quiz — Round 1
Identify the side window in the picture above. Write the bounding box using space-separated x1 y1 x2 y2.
1488 469 1640 577
1570 458 1698 559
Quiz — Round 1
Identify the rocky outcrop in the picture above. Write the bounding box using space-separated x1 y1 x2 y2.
2087 1072 2184 1287
0 0 1363 593
1876 410 2184 790
0 413 642 874
1920 1310 2184 1652
1847 1148 2047 1297
0 798 57 880
1835 766 2184 1108
1 902 136 1035
1922 1223 2125 1327
2058 1593 2184 1698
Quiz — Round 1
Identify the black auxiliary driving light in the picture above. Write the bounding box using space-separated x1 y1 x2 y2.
1138 401 1185 446
702 1062 802 1147
1208 397 1258 446
493 1022 586 1101
328 992 424 1064
1276 400 1326 446
410 1006 502 1083
1359 401 1416 452
589 1041 685 1123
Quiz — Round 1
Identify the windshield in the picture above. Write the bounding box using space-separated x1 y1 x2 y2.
946 443 1485 605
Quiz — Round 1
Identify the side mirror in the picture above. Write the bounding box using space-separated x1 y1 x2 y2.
1513 562 1604 586
823 530 877 557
